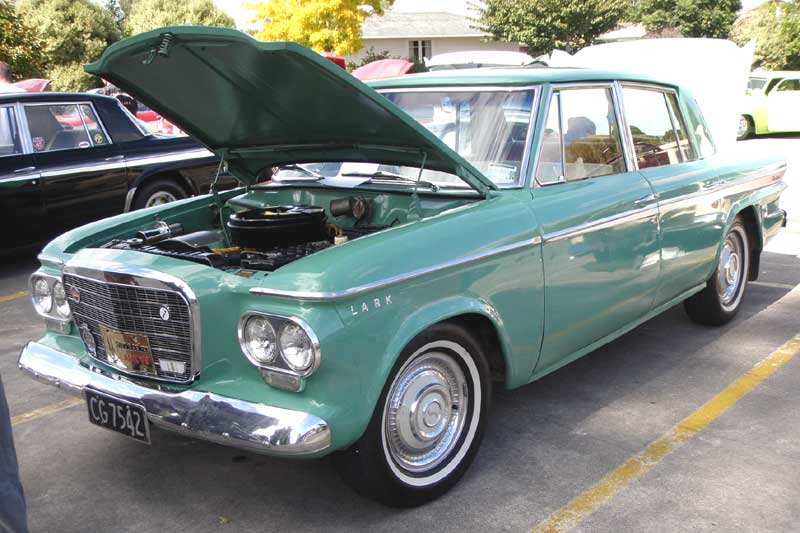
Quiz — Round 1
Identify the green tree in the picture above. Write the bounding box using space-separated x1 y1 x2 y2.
474 0 627 55
732 0 800 70
124 0 234 36
249 0 393 55
17 0 121 91
634 0 741 38
0 0 47 80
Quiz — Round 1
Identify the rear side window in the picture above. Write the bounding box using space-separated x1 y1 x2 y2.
0 106 23 157
79 104 110 146
24 104 92 152
535 86 625 184
775 78 800 92
621 87 697 168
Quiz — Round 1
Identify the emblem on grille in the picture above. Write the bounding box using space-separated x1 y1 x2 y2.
68 286 81 303
79 323 96 356
159 305 171 321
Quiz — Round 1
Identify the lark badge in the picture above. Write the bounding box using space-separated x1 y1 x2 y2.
93 132 105 145
100 325 156 375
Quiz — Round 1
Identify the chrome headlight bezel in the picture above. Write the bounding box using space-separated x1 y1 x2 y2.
30 273 71 324
237 312 321 379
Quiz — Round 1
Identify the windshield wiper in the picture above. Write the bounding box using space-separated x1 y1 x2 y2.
275 163 323 179
340 171 439 191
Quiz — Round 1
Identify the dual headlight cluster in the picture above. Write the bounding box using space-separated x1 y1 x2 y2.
238 312 320 389
31 275 71 321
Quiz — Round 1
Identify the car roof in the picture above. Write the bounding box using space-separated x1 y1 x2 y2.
367 67 682 90
749 71 800 79
0 91 119 103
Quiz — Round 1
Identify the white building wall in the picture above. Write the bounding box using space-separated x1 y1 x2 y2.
349 36 520 63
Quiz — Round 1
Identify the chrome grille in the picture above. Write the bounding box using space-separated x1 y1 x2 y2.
64 274 194 382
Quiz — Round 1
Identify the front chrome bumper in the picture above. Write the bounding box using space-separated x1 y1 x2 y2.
18 341 331 456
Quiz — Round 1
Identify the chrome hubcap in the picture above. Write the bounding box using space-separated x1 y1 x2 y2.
717 233 744 306
145 191 177 207
384 352 467 473
737 117 747 138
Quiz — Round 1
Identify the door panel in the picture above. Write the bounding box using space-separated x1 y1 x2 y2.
0 154 44 248
767 78 800 132
531 85 660 376
24 103 128 236
533 175 660 374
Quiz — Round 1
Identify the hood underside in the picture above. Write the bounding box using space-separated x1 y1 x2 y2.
85 26 495 192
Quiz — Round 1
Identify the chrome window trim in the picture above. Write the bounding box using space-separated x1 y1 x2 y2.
250 236 542 300
62 259 202 384
77 102 114 147
533 81 631 187
237 311 321 377
15 101 34 155
376 84 540 188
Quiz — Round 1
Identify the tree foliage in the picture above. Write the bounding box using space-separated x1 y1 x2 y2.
124 0 235 36
249 0 393 55
732 0 800 70
632 0 741 39
0 0 47 80
475 0 627 55
17 0 121 90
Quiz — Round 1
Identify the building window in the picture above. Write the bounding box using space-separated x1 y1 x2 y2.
408 40 432 62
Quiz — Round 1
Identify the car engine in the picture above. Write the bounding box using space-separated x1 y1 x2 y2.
102 197 391 272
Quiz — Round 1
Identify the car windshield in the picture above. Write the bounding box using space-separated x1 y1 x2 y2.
271 89 536 189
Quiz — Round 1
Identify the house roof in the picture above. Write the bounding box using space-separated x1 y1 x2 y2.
362 11 489 39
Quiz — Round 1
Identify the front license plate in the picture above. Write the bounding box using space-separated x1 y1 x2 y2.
85 389 150 444
100 325 156 376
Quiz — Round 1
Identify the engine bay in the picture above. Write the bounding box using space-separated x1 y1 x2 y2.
102 194 396 272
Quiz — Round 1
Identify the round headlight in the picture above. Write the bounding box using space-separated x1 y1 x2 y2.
53 281 71 318
243 315 277 364
32 277 53 314
279 322 315 372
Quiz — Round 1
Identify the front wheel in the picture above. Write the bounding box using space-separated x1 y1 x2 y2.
737 115 754 141
684 218 750 326
334 323 490 507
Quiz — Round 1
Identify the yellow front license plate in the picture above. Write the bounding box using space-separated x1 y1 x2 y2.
100 325 156 376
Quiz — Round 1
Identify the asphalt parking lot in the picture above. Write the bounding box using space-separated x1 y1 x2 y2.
3 136 800 532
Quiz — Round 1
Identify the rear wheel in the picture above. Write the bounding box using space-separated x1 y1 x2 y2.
684 218 750 326
334 322 490 507
132 179 188 210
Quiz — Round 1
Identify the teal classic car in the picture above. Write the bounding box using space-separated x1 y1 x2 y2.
19 28 788 507
739 71 800 139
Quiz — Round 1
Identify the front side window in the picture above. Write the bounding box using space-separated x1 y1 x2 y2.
747 78 767 92
622 87 696 169
384 89 535 186
0 106 23 157
24 104 92 152
535 86 625 184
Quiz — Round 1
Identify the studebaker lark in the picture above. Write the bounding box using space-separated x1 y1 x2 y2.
19 27 787 506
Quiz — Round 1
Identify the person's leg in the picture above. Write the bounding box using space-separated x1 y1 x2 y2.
0 375 28 533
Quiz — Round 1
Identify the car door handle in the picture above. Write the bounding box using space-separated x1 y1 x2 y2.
703 180 725 190
13 166 36 173
104 155 124 162
634 193 656 206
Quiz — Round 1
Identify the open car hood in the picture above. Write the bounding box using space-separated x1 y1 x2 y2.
85 26 496 192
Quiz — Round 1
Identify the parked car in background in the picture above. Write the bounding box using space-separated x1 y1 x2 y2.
0 92 237 249
424 50 537 71
19 27 787 507
739 71 800 139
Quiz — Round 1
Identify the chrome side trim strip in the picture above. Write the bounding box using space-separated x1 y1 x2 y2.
125 148 214 167
37 254 65 268
543 205 659 243
250 237 542 300
62 259 202 384
18 341 331 456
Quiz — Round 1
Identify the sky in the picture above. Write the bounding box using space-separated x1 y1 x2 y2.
214 0 769 31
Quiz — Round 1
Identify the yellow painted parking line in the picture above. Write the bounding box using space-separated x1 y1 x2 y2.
11 397 83 426
532 335 800 533
0 290 29 303
751 280 796 290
